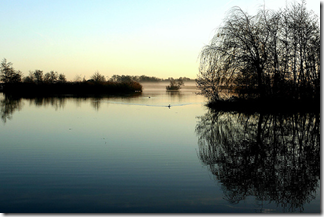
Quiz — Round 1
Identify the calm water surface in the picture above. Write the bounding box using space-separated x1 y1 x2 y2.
0 82 320 213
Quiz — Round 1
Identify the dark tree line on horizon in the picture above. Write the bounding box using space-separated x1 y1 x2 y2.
0 58 67 84
197 1 320 105
0 58 197 96
0 59 143 95
108 74 192 83
0 58 193 85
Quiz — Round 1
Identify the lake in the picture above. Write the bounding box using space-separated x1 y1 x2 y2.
0 82 320 213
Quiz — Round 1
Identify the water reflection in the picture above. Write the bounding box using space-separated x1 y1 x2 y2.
0 93 142 123
0 95 23 123
195 109 320 212
29 96 66 109
166 90 183 97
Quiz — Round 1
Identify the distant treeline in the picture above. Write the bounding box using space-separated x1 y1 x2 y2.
0 58 194 95
108 75 193 82
0 59 142 95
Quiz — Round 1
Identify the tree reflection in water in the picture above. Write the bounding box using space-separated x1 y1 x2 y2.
0 95 23 123
29 97 66 110
0 93 143 123
195 109 320 212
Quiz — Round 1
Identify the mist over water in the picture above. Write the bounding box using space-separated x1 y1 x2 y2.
0 82 320 213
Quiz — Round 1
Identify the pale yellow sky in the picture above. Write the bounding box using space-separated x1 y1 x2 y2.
0 0 320 81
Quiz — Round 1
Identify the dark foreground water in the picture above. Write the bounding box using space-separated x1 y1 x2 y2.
0 82 320 213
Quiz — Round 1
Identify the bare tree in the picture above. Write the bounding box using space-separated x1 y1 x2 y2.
166 77 184 90
198 7 277 98
197 46 229 101
32 70 44 84
43 71 58 83
198 2 320 102
91 71 106 82
0 58 22 83
58 73 67 83
279 1 320 99
50 71 58 82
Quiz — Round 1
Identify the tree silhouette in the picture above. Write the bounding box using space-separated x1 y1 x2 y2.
32 70 44 84
44 71 58 83
91 71 106 83
197 2 320 102
0 95 23 123
58 73 67 83
0 58 22 84
166 77 184 91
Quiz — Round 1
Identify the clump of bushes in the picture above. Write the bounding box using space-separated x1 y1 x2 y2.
166 78 184 91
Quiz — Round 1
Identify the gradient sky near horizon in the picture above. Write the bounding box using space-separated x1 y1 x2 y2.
0 0 320 81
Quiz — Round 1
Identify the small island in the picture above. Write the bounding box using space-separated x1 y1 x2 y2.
166 78 184 91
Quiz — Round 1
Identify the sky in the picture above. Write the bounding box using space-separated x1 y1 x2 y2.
0 0 320 81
